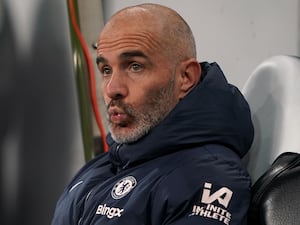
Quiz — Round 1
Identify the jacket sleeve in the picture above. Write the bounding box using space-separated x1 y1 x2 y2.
150 159 251 225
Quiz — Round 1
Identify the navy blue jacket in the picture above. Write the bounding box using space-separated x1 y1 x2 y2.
52 62 254 225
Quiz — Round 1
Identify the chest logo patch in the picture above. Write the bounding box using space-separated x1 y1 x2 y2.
111 176 137 199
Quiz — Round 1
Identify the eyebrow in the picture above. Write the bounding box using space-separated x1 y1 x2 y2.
120 50 148 60
96 50 148 65
96 56 107 65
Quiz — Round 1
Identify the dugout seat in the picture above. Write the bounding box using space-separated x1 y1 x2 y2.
242 55 300 225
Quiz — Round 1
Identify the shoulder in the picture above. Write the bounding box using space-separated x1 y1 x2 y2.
159 144 250 181
155 144 250 193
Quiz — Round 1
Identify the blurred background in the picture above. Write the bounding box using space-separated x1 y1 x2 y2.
0 0 299 225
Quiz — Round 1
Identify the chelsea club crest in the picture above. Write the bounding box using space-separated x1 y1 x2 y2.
111 176 137 199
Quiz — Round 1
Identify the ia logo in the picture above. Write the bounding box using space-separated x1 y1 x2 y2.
201 182 233 208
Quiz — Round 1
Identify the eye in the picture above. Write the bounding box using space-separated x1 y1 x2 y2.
129 62 144 72
100 65 112 76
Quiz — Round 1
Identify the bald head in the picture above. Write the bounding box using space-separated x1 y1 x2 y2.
99 3 197 64
97 4 201 143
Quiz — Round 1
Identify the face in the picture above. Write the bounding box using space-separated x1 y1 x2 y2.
96 15 181 144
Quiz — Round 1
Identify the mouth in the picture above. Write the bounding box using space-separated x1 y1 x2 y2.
108 108 129 126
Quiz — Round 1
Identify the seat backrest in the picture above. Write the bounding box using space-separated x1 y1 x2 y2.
242 55 300 183
242 55 300 225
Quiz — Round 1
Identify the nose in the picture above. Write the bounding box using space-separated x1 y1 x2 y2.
104 72 128 100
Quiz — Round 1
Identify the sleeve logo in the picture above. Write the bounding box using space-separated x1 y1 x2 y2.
111 176 137 199
190 182 233 225
201 182 233 208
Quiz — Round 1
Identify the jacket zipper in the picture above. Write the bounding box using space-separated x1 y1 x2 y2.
115 144 123 172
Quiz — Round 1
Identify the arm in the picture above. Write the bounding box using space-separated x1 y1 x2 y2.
150 158 251 225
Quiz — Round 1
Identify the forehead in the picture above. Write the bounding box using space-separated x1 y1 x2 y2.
97 11 164 58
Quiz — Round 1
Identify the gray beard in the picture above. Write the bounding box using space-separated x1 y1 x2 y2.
109 75 176 144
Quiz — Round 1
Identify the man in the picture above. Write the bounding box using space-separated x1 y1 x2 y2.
52 3 254 225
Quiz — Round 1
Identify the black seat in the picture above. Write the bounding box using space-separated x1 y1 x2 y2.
248 152 300 225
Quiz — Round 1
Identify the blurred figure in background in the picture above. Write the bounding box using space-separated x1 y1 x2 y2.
1 0 84 224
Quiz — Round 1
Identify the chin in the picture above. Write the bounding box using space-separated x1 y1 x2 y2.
111 127 149 144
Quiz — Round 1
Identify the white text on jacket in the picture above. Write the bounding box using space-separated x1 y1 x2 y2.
96 204 124 219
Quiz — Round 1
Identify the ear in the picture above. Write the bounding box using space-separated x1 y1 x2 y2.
178 59 201 99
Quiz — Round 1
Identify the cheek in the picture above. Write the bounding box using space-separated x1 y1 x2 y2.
100 82 110 104
129 88 148 107
139 81 173 106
